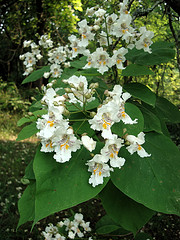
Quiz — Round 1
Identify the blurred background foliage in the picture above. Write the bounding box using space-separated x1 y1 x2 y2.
0 0 180 115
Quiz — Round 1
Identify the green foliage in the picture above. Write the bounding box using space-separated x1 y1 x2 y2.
0 79 30 112
111 132 180 215
22 66 50 84
100 181 155 235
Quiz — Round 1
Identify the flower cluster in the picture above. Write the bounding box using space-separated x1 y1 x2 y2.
36 76 96 163
19 0 154 77
42 213 92 240
36 78 151 187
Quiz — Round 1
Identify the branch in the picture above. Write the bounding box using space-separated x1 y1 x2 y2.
167 6 180 73
164 0 180 16
132 1 164 21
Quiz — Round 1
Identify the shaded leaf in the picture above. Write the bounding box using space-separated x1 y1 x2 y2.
112 132 180 216
16 122 38 141
100 181 155 235
123 83 156 107
22 66 50 84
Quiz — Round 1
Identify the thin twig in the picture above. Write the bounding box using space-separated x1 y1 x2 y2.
167 6 180 74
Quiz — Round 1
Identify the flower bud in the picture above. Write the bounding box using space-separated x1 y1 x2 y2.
64 88 72 93
90 111 96 118
63 109 70 116
85 93 92 99
28 112 33 116
104 89 109 96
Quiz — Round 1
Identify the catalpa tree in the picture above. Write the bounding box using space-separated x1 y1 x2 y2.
17 0 180 238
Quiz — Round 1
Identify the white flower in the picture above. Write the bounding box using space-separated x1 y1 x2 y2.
108 85 138 125
78 19 95 47
101 135 126 168
94 9 106 17
135 27 154 53
86 154 112 187
43 72 50 78
111 47 128 69
50 64 62 78
113 14 132 41
81 135 96 152
88 47 112 74
89 102 118 139
23 40 32 48
53 128 82 163
126 132 151 158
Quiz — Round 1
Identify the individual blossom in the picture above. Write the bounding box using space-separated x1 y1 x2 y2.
101 134 125 168
23 52 36 68
68 35 89 58
126 132 151 158
107 85 138 125
53 127 82 163
89 101 118 139
81 135 96 152
88 47 112 74
104 13 118 34
94 8 106 17
78 19 95 47
86 154 113 187
111 47 128 69
50 63 63 78
113 14 132 42
39 34 53 48
135 27 154 53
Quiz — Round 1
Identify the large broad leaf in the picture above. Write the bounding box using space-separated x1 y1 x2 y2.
33 144 108 225
16 122 38 141
122 64 154 76
155 96 180 123
111 102 144 137
135 103 162 133
95 214 124 235
123 83 156 107
134 48 175 66
17 181 36 228
125 42 175 66
17 109 47 127
70 56 87 69
100 181 155 235
111 132 180 216
22 66 50 84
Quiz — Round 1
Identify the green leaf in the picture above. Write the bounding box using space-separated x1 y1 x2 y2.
123 83 156 107
122 64 154 76
72 121 95 137
85 98 100 110
134 232 153 240
17 109 47 127
112 132 180 216
70 56 87 69
126 42 175 66
95 215 122 234
22 66 50 84
75 68 101 80
135 48 175 65
16 122 38 141
100 181 155 235
17 182 36 228
33 145 108 225
111 102 144 137
135 103 162 133
24 159 35 180
155 96 180 123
